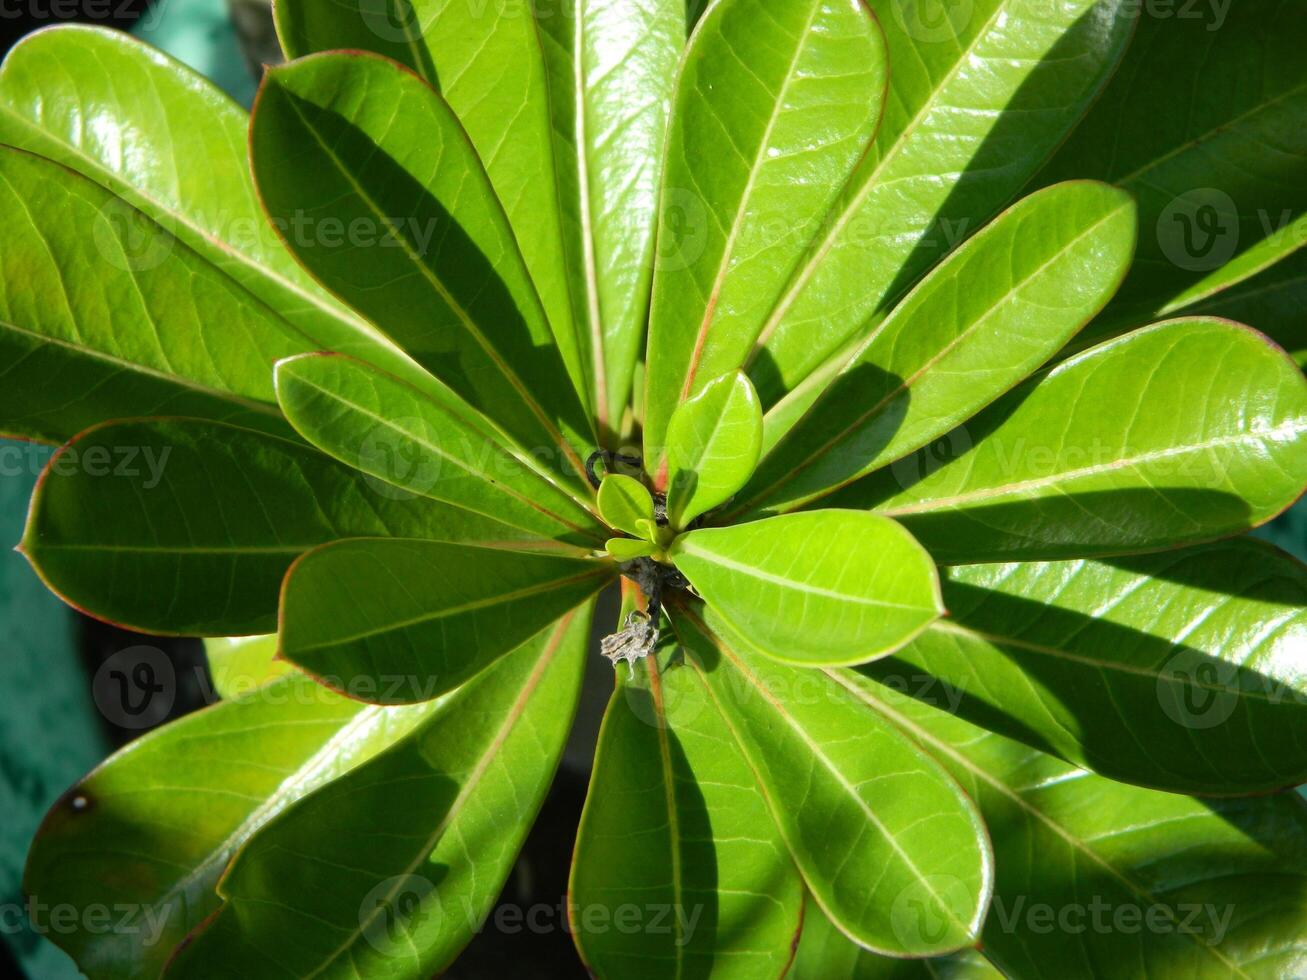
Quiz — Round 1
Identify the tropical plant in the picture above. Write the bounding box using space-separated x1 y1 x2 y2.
4 0 1307 976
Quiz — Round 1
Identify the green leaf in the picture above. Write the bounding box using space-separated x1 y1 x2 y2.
1038 0 1307 334
665 371 763 530
0 144 302 444
745 0 1137 405
23 673 436 978
673 608 992 957
0 26 417 401
249 51 595 488
275 352 605 548
605 537 658 562
571 653 803 978
533 0 687 434
167 609 590 977
279 538 609 703
1181 247 1307 369
20 419 532 637
642 0 888 462
835 318 1307 563
864 539 1307 795
274 0 593 408
670 511 943 667
597 474 656 538
203 635 291 700
796 904 1002 979
837 669 1307 977
737 182 1138 516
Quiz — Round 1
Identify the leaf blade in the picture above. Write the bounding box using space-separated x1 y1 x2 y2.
834 318 1307 562
671 510 943 666
674 607 993 957
279 537 610 703
643 0 889 462
739 181 1138 515
249 51 595 488
167 610 590 977
666 371 763 529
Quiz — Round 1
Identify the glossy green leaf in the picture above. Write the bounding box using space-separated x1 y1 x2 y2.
533 0 686 434
1182 246 1307 369
744 0 1136 406
280 537 609 703
21 419 529 637
864 540 1307 795
165 610 588 978
673 608 992 957
834 318 1307 563
203 635 291 700
796 904 1002 979
597 474 656 538
275 352 605 548
1039 0 1307 334
571 651 803 978
670 511 943 666
274 0 592 406
665 371 763 530
23 673 435 978
0 26 418 402
738 181 1138 516
0 144 303 444
249 51 594 488
642 0 888 462
838 669 1307 978
605 537 658 562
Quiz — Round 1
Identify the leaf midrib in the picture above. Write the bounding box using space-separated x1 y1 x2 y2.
675 0 827 408
289 566 605 653
880 423 1305 516
302 613 575 978
688 613 976 945
931 619 1301 706
673 537 933 613
744 201 1132 514
829 669 1250 978
0 103 372 341
748 0 1015 357
287 371 602 537
0 318 282 419
275 87 590 487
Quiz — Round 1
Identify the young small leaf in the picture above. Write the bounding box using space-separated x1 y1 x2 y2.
664 371 763 529
670 511 943 666
597 474 656 537
605 538 658 562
